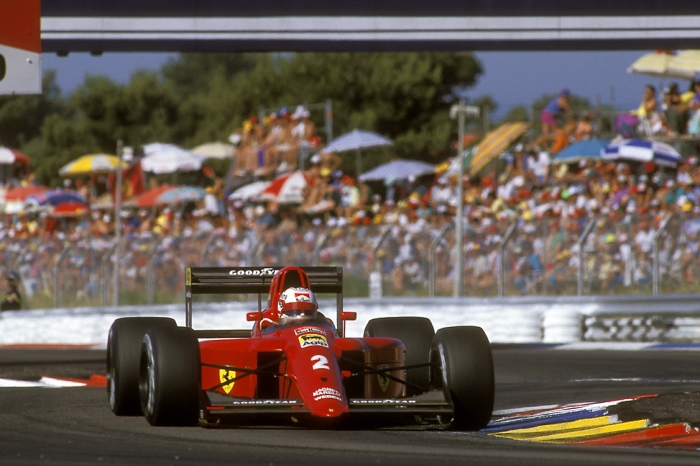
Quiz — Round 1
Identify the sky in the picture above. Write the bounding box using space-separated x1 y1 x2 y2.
41 50 688 121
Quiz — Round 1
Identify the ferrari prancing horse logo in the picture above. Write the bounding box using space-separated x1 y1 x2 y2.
377 364 390 392
219 369 236 394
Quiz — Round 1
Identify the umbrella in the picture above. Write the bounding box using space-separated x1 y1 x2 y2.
228 181 271 201
191 142 235 159
141 143 204 174
23 190 88 211
259 171 310 204
155 186 205 205
601 139 684 167
124 185 175 208
551 140 610 164
358 160 435 182
322 129 392 176
59 154 126 176
668 50 700 77
1 186 49 214
627 51 696 79
469 122 529 176
0 147 30 165
51 202 90 217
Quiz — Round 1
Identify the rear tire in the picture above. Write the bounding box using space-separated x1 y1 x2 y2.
430 326 494 430
140 326 201 426
107 317 176 415
364 317 435 395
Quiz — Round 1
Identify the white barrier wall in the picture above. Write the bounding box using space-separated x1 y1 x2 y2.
1 295 699 346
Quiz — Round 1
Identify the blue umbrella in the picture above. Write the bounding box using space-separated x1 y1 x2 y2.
323 129 392 176
601 138 684 167
552 139 609 163
155 186 206 205
358 160 435 182
23 190 88 210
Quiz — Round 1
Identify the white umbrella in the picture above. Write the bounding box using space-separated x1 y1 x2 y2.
191 142 236 159
141 143 204 174
259 171 310 204
627 51 696 79
667 50 700 78
323 129 392 176
601 139 683 167
358 160 435 182
227 181 271 201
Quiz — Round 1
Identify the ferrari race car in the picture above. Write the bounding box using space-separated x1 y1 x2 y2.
107 266 495 429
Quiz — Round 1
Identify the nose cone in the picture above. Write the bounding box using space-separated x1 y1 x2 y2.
309 387 348 418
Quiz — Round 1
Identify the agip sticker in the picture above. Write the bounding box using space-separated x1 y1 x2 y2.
298 333 328 348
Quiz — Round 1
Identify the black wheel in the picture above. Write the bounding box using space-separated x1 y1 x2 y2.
107 317 176 416
139 326 201 426
364 317 435 395
430 326 494 430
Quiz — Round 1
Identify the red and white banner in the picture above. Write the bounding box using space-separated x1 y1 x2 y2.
0 0 41 95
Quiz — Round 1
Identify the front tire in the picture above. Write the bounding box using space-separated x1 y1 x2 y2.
140 326 201 426
107 317 177 415
430 326 494 430
364 317 435 395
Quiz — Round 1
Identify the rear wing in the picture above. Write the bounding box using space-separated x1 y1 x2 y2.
185 266 344 333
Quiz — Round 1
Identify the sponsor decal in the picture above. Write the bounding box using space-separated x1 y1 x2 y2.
219 369 236 394
299 333 328 348
377 364 390 393
313 387 342 402
228 268 278 276
228 399 300 406
295 327 326 336
353 399 417 405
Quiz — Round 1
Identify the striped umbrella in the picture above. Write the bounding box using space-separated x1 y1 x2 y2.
259 171 310 204
667 50 700 78
627 50 696 79
601 139 683 167
59 154 126 176
469 122 529 176
358 160 435 182
0 147 31 165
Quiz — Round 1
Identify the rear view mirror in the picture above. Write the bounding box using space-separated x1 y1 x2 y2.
246 312 263 322
339 312 357 321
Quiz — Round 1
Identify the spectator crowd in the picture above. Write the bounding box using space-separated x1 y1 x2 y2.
2 84 700 308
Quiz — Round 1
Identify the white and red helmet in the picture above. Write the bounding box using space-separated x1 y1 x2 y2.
278 287 318 316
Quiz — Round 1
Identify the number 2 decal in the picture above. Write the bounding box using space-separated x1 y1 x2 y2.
311 355 329 370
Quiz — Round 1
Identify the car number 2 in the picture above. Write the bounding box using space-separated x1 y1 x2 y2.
311 355 329 370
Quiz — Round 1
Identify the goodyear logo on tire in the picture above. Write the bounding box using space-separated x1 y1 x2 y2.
219 369 236 394
298 333 328 348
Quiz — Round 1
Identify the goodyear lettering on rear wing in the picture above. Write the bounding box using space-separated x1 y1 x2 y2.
228 268 278 276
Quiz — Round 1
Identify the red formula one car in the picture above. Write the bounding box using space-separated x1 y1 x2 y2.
107 266 495 429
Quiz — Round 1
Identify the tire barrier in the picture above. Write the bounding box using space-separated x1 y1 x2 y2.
2 294 700 346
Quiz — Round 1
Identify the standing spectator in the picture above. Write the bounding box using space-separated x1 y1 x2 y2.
541 88 572 134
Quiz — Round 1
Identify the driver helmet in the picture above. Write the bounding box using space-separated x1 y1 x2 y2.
278 287 318 318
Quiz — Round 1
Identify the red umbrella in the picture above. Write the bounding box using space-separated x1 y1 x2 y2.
126 185 176 208
259 171 311 204
4 185 49 201
0 147 31 165
51 202 91 217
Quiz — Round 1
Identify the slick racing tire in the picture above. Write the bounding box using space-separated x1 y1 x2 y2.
107 317 176 416
140 326 201 426
364 317 435 395
430 326 494 431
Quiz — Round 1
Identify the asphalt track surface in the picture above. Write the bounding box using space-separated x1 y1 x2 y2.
1 347 699 465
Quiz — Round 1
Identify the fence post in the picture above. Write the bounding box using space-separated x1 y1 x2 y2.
312 231 330 265
429 222 453 297
498 221 518 297
577 217 598 296
54 246 71 308
102 244 117 307
653 214 673 295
